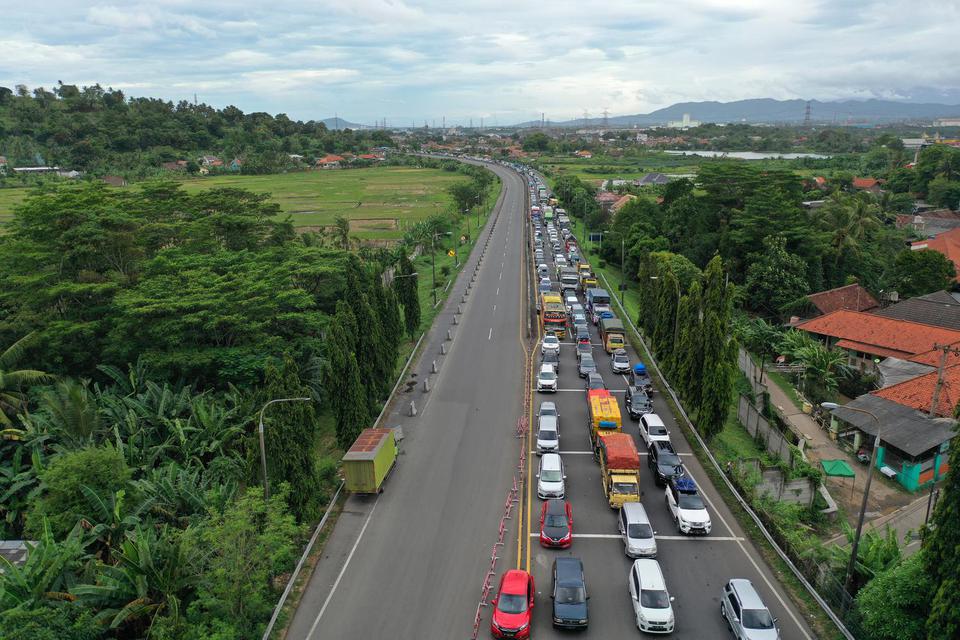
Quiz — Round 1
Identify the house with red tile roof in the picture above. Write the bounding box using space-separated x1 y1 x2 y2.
574 150 593 158
795 310 960 372
316 154 345 169
852 177 883 193
911 228 960 281
804 283 878 317
611 194 636 214
873 364 960 418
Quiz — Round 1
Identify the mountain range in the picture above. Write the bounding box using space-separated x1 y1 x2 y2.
510 98 960 128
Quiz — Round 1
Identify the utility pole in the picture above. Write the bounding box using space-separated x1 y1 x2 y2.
541 112 545 129
929 343 960 416
602 108 609 130
803 101 811 128
620 237 625 304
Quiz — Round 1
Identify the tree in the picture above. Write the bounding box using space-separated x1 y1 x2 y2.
447 181 481 213
186 486 300 638
672 281 704 405
923 426 960 639
260 355 323 521
331 216 352 250
891 249 956 298
651 268 679 362
0 333 53 426
326 312 370 450
0 603 103 640
855 552 930 640
394 254 420 337
927 177 960 210
744 235 809 318
697 257 736 439
25 445 132 539
521 132 551 152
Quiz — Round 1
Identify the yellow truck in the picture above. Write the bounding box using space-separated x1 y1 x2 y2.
342 428 400 494
587 390 622 447
597 432 642 508
577 264 598 291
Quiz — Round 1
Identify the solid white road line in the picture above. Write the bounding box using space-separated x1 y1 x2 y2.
527 533 745 541
496 287 500 295
530 450 695 457
306 497 380 639
555 388 625 393
488 328 493 340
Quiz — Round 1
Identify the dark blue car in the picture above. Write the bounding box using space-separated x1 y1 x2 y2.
552 557 588 629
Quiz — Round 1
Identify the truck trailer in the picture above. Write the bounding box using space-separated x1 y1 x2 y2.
597 432 642 508
342 428 400 494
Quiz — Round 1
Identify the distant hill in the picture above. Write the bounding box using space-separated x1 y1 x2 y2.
321 116 368 130
514 98 960 128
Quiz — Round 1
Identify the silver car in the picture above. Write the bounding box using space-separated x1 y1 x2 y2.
536 414 560 455
721 579 780 639
619 502 657 558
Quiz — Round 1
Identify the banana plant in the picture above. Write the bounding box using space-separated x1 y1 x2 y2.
0 519 89 610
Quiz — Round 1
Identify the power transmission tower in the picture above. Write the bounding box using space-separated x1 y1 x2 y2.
602 108 609 129
583 109 590 128
803 101 811 128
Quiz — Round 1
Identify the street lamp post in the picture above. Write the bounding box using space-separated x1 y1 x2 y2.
649 275 682 346
476 193 481 230
821 402 882 595
258 397 313 500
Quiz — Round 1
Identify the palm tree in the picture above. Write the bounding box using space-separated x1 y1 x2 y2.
795 343 853 399
0 333 54 426
816 193 880 271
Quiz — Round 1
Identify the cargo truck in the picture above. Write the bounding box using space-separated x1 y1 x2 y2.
596 432 642 508
587 390 622 447
342 428 400 494
585 288 611 313
540 292 567 335
599 316 626 353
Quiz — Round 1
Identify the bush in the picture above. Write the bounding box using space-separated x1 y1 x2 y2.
854 551 930 640
598 260 606 268
0 603 103 640
838 371 878 399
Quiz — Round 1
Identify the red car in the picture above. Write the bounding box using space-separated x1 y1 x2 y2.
539 499 573 548
491 569 535 638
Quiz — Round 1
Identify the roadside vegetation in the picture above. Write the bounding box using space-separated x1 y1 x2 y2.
0 154 500 638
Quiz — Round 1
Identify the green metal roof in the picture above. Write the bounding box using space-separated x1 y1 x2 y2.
820 459 856 478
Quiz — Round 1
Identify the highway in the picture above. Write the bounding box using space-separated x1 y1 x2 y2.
286 162 820 640
286 161 531 639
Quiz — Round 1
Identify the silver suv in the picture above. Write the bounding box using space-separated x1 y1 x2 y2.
720 579 780 639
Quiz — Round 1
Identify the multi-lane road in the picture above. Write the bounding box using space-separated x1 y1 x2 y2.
286 162 819 639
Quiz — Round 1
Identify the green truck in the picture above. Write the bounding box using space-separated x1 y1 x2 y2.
342 428 400 493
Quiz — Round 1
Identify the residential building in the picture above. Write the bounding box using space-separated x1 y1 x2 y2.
635 172 670 187
574 150 593 158
804 283 879 318
896 210 960 238
873 364 960 418
852 177 883 194
161 160 188 172
795 310 960 372
230 158 243 171
316 154 345 169
199 155 223 167
829 395 954 491
12 166 59 174
934 117 960 127
873 290 960 331
611 194 637 214
911 228 960 280
0 156 7 175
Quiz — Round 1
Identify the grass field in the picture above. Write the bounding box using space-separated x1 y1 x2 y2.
0 166 467 239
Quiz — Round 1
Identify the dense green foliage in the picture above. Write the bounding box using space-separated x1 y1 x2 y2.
855 551 931 640
891 249 957 298
0 83 395 179
923 425 960 639
0 168 454 636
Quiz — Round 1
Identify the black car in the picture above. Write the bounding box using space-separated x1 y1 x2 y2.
551 557 589 629
584 372 605 394
542 349 560 372
575 340 592 362
648 441 684 486
625 385 653 419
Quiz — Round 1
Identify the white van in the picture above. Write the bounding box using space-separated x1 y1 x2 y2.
628 559 675 634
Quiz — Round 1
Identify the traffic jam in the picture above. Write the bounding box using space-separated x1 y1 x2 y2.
488 172 786 639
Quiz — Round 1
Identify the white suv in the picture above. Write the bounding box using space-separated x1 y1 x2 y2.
537 364 558 393
537 453 566 499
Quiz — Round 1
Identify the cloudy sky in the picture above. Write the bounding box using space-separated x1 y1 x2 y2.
2 0 958 125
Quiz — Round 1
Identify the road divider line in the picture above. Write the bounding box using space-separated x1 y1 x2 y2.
525 533 745 541
488 328 493 340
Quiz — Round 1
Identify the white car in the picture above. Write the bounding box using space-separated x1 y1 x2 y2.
639 414 671 447
628 559 675 634
537 264 550 278
537 363 558 393
537 453 566 499
665 475 712 535
611 349 631 374
541 335 561 356
564 294 579 314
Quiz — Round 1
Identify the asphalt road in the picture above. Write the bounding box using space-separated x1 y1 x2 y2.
286 162 531 640
521 190 818 639
286 163 820 640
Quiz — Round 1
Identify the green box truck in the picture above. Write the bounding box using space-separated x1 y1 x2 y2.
342 428 400 494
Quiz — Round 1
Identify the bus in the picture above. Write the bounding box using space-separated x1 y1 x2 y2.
540 292 567 335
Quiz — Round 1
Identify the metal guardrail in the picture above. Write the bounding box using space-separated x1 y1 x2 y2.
261 481 344 640
598 271 855 640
